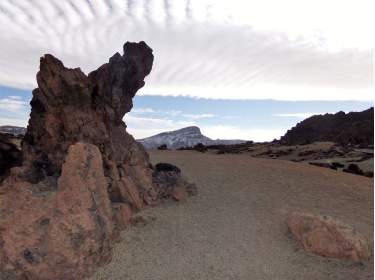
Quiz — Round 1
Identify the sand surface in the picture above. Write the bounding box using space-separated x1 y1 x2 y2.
91 151 373 280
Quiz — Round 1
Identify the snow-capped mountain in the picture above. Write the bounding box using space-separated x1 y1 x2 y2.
137 126 246 149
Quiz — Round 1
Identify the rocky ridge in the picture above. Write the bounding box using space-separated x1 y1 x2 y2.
280 108 374 146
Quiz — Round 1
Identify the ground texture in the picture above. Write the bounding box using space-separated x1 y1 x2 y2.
92 151 373 280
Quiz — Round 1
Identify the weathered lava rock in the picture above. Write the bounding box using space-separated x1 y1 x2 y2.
280 108 374 146
287 212 370 262
0 133 22 180
0 41 195 279
153 163 197 200
343 163 364 176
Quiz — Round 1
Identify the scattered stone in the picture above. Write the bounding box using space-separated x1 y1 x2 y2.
130 215 149 227
157 144 168 150
309 162 337 170
343 164 364 176
193 143 207 153
363 171 374 178
287 212 371 262
331 162 345 168
152 162 197 199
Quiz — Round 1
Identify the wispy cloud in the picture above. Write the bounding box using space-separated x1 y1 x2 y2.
129 107 216 120
0 96 28 112
124 114 196 139
201 125 287 142
131 107 155 113
181 113 215 119
274 112 329 118
0 0 372 101
0 116 28 127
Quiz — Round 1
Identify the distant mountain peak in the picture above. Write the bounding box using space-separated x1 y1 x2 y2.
0 126 26 136
137 126 246 149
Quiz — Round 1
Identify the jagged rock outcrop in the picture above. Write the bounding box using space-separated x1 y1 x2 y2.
280 108 374 146
0 41 196 279
287 212 371 262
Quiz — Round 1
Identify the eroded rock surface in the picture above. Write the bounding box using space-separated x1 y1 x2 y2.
0 143 113 279
0 41 196 279
287 212 371 262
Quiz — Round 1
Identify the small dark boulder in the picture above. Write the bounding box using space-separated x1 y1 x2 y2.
331 162 345 168
0 133 22 180
157 144 168 150
309 162 337 170
152 162 197 199
193 143 207 153
343 164 364 176
154 162 181 174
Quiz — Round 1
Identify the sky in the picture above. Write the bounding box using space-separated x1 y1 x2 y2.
0 0 373 141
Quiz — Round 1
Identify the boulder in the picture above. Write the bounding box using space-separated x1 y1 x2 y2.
0 143 113 279
152 163 197 199
157 144 168 150
287 212 371 262
308 162 337 170
343 163 364 176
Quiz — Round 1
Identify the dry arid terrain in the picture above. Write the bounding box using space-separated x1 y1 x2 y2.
92 150 373 280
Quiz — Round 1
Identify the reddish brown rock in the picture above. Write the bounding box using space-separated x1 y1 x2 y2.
287 212 371 262
112 203 132 231
0 41 196 279
0 143 113 279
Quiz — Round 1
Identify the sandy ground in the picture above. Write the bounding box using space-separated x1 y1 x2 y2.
91 150 373 280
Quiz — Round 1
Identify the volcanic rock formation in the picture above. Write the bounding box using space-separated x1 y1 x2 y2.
280 108 374 146
0 41 195 280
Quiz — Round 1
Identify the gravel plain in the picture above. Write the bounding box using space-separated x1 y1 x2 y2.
91 150 373 280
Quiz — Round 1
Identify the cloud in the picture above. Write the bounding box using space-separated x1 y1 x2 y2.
274 112 329 118
180 113 215 119
0 116 28 127
125 113 287 141
124 114 195 138
0 96 28 112
200 125 286 142
0 0 373 101
130 108 216 119
131 107 155 113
